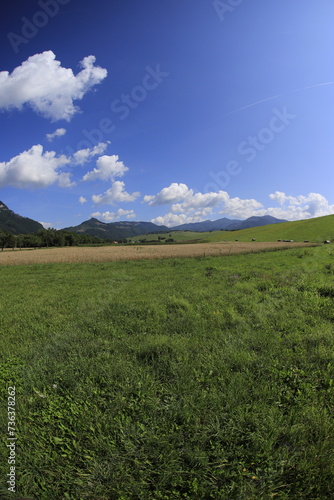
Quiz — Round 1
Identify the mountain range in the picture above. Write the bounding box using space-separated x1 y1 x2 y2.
0 200 287 239
62 215 287 239
62 218 169 241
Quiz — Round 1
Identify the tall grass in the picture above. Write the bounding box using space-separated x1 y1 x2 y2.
1 245 334 498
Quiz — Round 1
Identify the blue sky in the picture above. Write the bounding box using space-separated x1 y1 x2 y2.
0 0 333 228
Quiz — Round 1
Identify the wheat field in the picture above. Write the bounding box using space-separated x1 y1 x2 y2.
0 241 316 265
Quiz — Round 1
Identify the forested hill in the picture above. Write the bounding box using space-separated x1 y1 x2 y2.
0 201 43 234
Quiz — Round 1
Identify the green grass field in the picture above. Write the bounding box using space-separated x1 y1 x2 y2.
1 245 334 499
136 214 334 244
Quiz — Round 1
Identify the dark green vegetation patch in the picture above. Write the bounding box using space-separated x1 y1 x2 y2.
1 246 334 499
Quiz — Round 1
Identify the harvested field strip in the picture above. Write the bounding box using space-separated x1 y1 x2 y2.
0 241 317 265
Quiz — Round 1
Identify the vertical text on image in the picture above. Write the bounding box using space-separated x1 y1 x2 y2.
7 386 17 493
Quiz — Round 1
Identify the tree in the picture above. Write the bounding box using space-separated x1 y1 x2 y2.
26 234 42 248
0 232 5 251
4 232 16 250
16 234 24 249
38 228 58 247
64 232 79 246
54 231 65 247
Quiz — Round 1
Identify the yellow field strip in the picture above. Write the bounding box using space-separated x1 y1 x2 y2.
0 241 317 266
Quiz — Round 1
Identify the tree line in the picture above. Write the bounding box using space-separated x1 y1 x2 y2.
0 228 111 250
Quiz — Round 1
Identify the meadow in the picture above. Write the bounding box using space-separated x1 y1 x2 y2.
1 244 334 499
0 241 315 266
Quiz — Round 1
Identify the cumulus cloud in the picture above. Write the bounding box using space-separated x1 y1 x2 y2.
151 213 189 227
144 183 262 218
83 155 128 181
151 208 214 227
72 142 109 165
0 139 133 191
266 191 334 219
218 196 264 219
145 183 263 225
39 222 53 229
79 196 87 204
46 128 67 141
0 51 107 121
0 141 112 189
146 183 334 226
0 144 72 189
143 183 193 206
92 181 140 205
170 191 231 213
91 209 136 222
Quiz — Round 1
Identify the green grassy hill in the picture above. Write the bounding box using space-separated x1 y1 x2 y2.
206 214 334 243
135 215 334 244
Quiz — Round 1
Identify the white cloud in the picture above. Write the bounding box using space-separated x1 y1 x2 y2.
0 51 107 121
151 213 189 227
144 183 193 205
91 209 136 222
46 128 67 142
170 191 231 213
0 144 72 188
145 183 263 224
79 196 87 204
39 222 53 229
72 142 109 165
0 141 125 190
266 191 334 219
57 172 73 188
83 155 128 181
144 183 334 225
151 208 214 227
218 196 263 219
166 189 334 222
269 191 291 205
92 181 140 205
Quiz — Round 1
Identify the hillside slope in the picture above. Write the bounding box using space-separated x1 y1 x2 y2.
134 215 334 243
0 201 43 235
205 214 334 243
